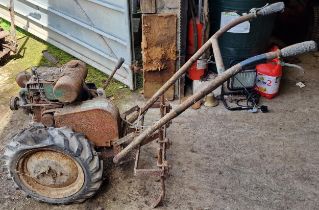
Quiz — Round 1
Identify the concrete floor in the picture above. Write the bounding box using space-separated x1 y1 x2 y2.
0 53 318 209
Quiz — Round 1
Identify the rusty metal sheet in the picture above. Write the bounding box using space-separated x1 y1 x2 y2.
54 97 120 147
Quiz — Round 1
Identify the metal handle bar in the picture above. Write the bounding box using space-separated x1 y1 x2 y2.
126 2 285 124
114 40 317 164
281 41 317 57
256 2 285 16
114 2 286 163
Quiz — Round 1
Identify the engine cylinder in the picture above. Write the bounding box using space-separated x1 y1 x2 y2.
53 60 88 103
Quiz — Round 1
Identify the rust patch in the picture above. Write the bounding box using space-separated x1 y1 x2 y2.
54 97 120 147
53 60 88 103
41 113 54 127
17 149 85 199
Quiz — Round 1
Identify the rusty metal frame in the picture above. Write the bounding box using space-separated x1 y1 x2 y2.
133 95 170 207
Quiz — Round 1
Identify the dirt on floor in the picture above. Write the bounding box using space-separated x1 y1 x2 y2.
0 52 319 210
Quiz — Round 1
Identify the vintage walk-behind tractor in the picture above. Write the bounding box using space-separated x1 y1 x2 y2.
2 2 317 207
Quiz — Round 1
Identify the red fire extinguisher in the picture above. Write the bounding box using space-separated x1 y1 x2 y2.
187 2 207 80
255 47 282 99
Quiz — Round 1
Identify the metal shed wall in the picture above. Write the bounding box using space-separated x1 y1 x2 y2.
0 0 134 89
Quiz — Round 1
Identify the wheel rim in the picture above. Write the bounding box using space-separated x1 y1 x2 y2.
16 149 85 199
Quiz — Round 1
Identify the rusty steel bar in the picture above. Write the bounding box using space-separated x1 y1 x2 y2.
152 177 165 208
127 13 257 124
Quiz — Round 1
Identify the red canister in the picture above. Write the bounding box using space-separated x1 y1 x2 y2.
255 57 282 99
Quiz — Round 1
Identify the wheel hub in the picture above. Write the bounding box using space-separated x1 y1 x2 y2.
26 151 79 187
17 149 85 199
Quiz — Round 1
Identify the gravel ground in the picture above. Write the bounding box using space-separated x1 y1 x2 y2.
0 53 318 210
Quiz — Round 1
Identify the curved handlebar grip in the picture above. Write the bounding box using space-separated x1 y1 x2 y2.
257 2 285 16
281 41 317 57
115 57 125 69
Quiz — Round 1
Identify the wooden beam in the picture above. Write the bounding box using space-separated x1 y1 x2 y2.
140 0 156 14
141 14 177 100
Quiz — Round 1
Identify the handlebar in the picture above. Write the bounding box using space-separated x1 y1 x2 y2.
280 41 317 57
115 57 125 69
103 57 125 90
256 2 285 16
240 41 317 69
114 40 316 164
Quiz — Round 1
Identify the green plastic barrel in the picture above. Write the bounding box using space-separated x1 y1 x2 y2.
211 0 277 69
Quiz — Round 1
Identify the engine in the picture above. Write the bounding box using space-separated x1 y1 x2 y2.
10 60 120 146
11 60 93 120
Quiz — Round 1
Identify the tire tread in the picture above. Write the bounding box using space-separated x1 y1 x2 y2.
2 124 103 204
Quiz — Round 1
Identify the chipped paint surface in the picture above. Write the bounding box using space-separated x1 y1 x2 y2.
55 97 120 147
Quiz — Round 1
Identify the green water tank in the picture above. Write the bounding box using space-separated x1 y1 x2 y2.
211 0 277 69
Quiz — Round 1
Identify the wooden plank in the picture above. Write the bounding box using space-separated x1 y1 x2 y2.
142 14 177 71
144 60 175 100
141 14 177 100
140 0 156 14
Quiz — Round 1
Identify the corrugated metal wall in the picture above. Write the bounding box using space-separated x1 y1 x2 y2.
0 0 134 89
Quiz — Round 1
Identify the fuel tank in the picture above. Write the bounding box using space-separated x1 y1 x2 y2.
53 60 88 103
54 97 120 147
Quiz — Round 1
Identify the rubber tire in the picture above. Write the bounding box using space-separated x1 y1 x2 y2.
2 124 103 204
